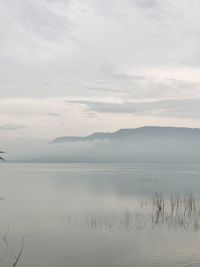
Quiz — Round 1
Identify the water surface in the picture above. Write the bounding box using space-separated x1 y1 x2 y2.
0 163 200 266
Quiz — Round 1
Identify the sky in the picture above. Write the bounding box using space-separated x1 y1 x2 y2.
1 0 200 143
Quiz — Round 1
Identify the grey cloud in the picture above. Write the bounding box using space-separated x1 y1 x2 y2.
131 79 200 99
69 99 200 118
97 64 146 82
84 112 99 119
6 0 71 41
1 0 200 141
84 85 131 94
44 83 53 87
0 124 27 130
46 113 61 117
83 63 149 97
133 0 159 9
0 0 200 99
84 72 200 100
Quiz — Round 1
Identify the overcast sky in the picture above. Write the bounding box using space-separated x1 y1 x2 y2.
1 0 200 142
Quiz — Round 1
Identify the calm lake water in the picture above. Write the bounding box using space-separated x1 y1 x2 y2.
1 163 200 266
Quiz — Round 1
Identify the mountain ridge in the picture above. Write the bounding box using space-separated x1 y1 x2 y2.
51 126 200 143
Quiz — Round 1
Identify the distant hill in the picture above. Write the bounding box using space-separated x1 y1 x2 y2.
52 126 200 143
13 126 200 163
47 126 200 163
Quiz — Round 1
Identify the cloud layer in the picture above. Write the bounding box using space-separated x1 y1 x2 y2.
69 98 200 118
1 0 200 141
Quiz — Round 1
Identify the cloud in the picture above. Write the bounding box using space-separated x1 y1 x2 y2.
0 124 27 130
69 98 200 119
4 0 71 41
133 0 160 9
1 0 200 98
46 113 61 117
1 0 200 142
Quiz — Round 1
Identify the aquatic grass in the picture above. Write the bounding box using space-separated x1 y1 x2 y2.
62 193 200 232
64 210 147 231
150 192 200 231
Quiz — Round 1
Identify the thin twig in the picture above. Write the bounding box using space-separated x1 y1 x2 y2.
12 237 24 267
2 227 9 247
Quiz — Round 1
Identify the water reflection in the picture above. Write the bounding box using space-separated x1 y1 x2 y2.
2 163 200 267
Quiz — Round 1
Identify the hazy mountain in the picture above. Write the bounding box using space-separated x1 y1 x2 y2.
52 126 200 143
7 126 200 163
43 126 200 163
52 132 114 143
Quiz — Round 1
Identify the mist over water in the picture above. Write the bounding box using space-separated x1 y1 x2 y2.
0 163 200 266
5 127 200 164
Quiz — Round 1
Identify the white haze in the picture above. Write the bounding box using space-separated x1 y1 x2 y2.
4 129 200 163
